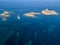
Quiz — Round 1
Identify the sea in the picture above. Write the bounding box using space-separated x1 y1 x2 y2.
0 1 60 45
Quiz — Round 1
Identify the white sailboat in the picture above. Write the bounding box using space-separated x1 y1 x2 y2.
17 14 20 20
17 9 20 20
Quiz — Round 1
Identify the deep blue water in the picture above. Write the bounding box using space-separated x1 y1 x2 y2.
0 1 60 45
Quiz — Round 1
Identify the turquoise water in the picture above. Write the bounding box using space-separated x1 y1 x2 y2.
0 1 60 45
